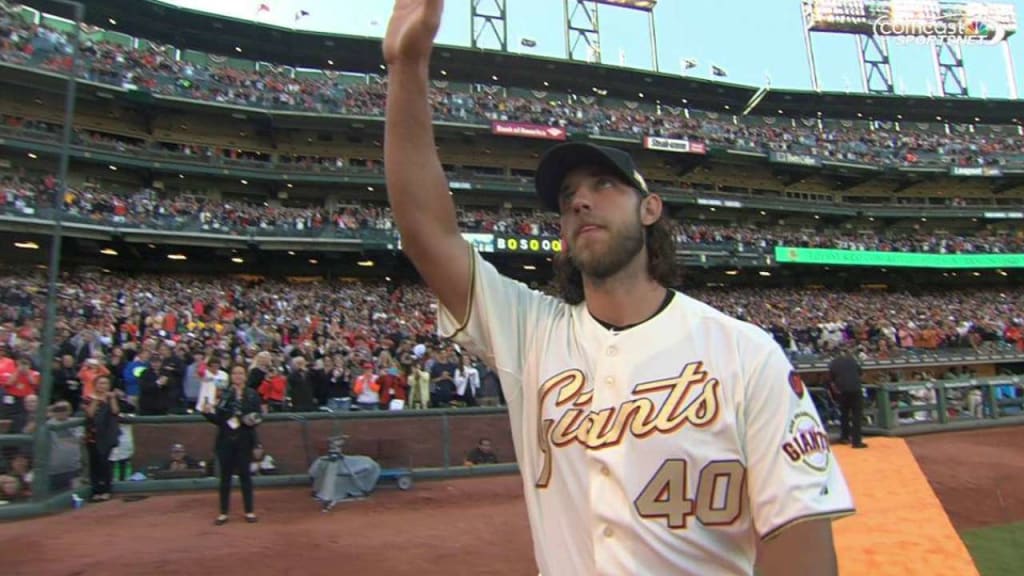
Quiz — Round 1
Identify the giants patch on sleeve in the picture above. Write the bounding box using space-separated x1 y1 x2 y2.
780 412 831 474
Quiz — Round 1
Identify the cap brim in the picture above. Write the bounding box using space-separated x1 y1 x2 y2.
534 143 638 213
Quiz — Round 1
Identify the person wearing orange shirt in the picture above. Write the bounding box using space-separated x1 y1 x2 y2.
2 357 39 417
77 358 112 403
352 362 380 411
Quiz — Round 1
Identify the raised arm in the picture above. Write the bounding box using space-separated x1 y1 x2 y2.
383 0 471 324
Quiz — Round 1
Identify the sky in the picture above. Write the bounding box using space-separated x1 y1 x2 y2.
159 0 1024 99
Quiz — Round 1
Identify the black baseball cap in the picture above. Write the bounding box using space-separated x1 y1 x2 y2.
535 142 649 213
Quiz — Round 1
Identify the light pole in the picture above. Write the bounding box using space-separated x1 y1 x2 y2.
31 0 84 502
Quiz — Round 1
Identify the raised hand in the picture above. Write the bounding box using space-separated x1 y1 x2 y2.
383 0 443 66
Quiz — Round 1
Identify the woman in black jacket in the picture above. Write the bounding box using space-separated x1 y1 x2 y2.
84 375 120 502
202 363 263 525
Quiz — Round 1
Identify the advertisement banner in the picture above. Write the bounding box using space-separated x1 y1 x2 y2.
397 232 494 252
950 166 1003 177
775 246 1024 269
769 151 822 167
643 136 707 155
495 235 563 253
490 121 567 141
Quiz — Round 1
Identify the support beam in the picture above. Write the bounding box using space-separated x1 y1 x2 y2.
471 0 507 52
857 34 894 95
565 0 601 64
933 42 969 97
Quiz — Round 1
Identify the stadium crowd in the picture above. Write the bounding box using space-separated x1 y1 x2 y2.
3 172 1022 254
0 270 1021 500
0 270 1020 419
2 6 1023 169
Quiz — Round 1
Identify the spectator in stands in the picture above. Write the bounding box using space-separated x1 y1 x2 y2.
6 393 38 436
454 354 481 407
158 344 186 413
310 357 330 407
47 400 82 492
83 375 120 502
52 354 83 412
2 356 40 415
77 357 111 407
258 364 287 413
325 354 351 411
195 356 227 412
377 354 408 411
352 361 380 411
202 363 262 525
182 350 204 410
463 438 498 466
407 357 431 411
286 356 315 412
430 349 458 408
136 354 165 415
247 351 272 391
161 443 202 472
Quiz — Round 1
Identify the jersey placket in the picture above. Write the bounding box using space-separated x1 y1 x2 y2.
588 330 626 573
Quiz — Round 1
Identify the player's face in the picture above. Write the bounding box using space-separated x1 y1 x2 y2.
558 167 644 280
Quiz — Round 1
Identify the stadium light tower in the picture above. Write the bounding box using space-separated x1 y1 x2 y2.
564 0 660 71
471 0 508 52
801 0 1019 99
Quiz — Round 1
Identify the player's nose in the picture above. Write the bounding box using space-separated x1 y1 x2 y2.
568 188 594 214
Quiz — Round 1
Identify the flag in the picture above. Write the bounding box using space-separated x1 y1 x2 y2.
295 9 309 22
711 64 727 77
683 58 697 69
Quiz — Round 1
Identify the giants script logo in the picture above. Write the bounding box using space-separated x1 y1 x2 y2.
535 361 721 488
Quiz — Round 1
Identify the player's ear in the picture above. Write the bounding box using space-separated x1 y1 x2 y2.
639 193 662 226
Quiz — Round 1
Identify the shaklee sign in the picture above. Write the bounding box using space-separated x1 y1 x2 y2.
872 14 1008 45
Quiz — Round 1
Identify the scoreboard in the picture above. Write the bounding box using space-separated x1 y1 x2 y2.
804 0 1018 38
594 0 658 11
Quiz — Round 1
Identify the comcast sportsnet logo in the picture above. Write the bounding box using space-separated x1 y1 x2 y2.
873 15 1006 46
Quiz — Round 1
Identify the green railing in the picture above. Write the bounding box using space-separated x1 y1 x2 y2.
854 375 1024 434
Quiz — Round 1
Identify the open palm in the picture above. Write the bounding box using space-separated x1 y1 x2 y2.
383 0 444 65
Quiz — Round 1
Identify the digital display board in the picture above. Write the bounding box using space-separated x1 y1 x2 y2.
495 236 563 253
775 246 1024 268
804 0 1018 39
594 0 657 11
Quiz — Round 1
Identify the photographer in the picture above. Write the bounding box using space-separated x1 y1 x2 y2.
201 363 262 525
83 375 120 502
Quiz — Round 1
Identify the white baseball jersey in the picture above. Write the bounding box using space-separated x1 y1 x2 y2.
438 248 855 576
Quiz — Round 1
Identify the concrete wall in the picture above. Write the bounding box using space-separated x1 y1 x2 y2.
125 412 516 474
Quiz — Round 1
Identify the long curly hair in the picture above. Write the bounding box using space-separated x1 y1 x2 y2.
553 212 680 305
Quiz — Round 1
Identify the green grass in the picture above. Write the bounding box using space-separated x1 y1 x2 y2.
960 521 1024 576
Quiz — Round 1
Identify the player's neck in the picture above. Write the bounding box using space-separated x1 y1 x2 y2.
582 263 667 330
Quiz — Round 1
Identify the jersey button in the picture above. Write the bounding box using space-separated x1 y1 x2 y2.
601 465 610 476
603 526 614 538
605 376 614 385
606 346 617 357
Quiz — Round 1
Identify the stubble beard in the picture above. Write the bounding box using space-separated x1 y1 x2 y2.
568 218 645 280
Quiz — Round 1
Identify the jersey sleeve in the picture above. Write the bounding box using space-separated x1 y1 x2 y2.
437 243 555 386
741 334 856 541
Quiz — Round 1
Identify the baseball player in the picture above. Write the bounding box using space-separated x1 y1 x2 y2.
382 1 855 574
